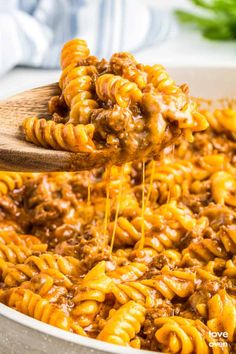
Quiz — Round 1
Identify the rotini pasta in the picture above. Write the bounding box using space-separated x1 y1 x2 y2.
155 317 229 354
141 266 195 300
62 65 98 124
0 172 24 195
145 64 180 94
2 253 81 287
211 171 236 206
0 243 42 264
0 231 47 251
145 159 193 204
21 271 69 303
60 38 90 69
111 281 156 307
95 74 142 107
182 224 236 267
0 288 85 335
23 117 95 152
97 301 146 346
224 257 236 279
207 290 236 342
72 261 112 327
22 38 208 166
108 262 148 283
204 108 236 134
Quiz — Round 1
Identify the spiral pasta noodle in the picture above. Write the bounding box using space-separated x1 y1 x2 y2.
23 117 95 152
145 159 193 203
97 301 145 346
0 243 44 264
133 225 184 265
0 231 47 252
2 253 81 287
95 74 142 108
63 71 93 106
108 216 142 248
60 38 90 69
108 262 148 283
141 266 195 300
62 65 99 125
155 317 220 354
0 173 24 195
21 272 69 303
211 171 236 206
182 224 236 267
72 261 112 327
207 290 236 343
204 108 236 134
111 281 156 307
145 64 180 95
0 288 85 335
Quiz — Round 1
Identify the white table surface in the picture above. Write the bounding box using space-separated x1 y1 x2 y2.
0 0 235 100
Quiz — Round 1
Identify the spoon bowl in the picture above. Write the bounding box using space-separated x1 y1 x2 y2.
0 83 115 171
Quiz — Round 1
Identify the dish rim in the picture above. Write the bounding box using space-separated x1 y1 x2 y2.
0 303 163 354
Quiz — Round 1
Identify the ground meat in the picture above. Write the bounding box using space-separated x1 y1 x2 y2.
141 301 175 351
55 225 110 273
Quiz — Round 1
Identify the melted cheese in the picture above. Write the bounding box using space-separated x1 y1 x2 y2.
146 159 155 207
110 165 124 254
139 160 146 250
104 167 111 238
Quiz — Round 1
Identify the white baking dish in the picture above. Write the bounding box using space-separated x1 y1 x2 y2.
0 304 160 354
0 66 235 354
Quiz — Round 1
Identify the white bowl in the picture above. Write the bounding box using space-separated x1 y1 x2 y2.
0 303 161 354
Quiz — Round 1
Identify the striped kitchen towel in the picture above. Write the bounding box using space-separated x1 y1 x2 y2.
0 0 176 76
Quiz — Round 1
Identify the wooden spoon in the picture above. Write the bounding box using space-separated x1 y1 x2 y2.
0 83 117 172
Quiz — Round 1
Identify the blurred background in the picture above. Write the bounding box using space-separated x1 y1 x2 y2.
0 0 235 99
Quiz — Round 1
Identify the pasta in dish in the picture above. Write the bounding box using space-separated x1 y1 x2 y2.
1 99 236 352
22 38 208 166
1 39 236 353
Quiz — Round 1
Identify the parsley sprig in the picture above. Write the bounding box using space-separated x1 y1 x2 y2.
176 0 236 40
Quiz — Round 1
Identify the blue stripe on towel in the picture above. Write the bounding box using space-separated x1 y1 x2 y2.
96 0 106 58
0 0 175 75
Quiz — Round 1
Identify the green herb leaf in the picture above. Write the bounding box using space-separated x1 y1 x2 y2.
175 0 236 40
